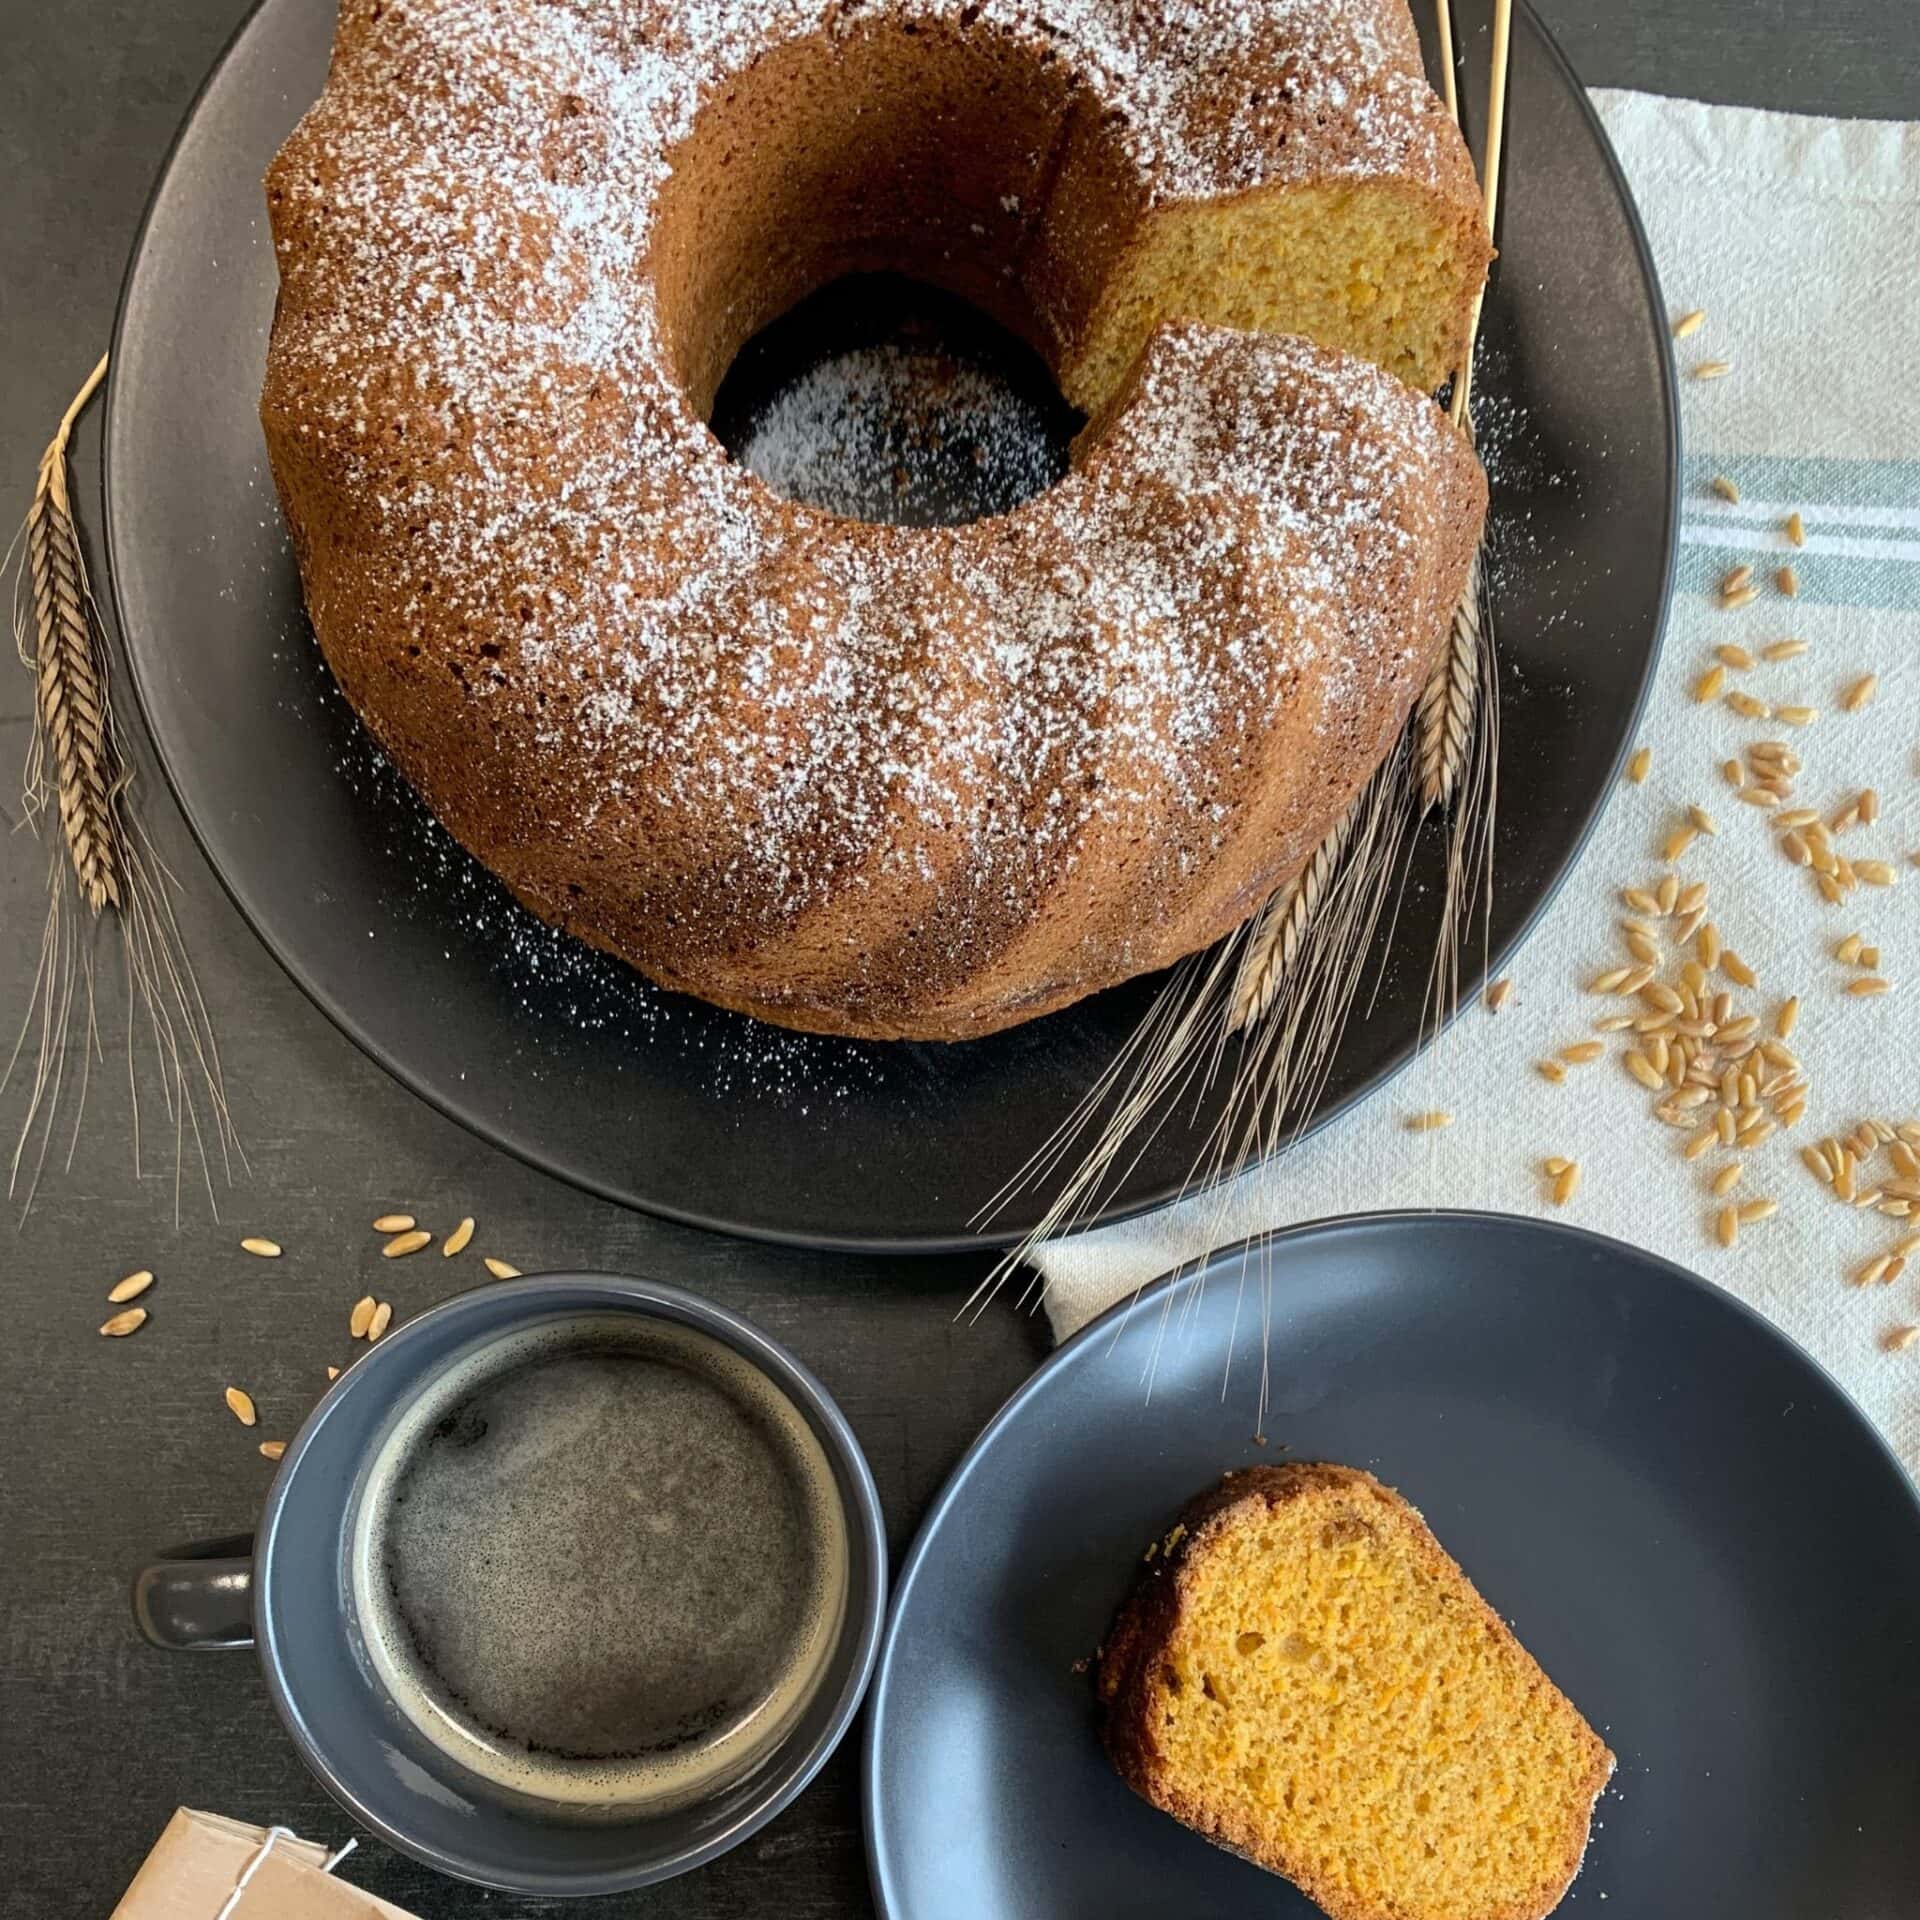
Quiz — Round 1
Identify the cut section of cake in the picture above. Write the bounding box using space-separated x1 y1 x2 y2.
1098 1465 1614 1920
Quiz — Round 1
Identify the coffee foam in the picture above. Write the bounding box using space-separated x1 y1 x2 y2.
351 1312 848 1811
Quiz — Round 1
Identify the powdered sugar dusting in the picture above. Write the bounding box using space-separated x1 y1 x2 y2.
262 0 1477 1037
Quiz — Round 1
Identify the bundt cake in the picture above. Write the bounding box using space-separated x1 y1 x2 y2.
1098 1467 1615 1920
261 0 1490 1041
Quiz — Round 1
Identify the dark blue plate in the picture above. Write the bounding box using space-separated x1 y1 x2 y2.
864 1214 1920 1916
102 1 1672 1248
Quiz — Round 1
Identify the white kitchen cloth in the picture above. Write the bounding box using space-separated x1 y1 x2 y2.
1033 90 1920 1477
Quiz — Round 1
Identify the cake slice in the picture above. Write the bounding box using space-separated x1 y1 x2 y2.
1097 1465 1613 1920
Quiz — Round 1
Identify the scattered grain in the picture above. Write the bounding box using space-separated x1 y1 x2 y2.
99 1307 147 1337
1847 977 1891 996
368 1301 394 1341
483 1258 521 1280
1775 565 1798 598
1710 474 1740 502
1693 665 1725 703
372 1214 414 1233
1842 674 1878 713
382 1228 432 1258
443 1216 475 1257
1693 359 1731 380
349 1295 376 1339
107 1270 154 1304
224 1387 257 1428
1627 746 1651 784
240 1237 281 1259
259 1441 286 1461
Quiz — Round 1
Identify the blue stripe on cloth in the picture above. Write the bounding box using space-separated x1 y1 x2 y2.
1679 452 1920 610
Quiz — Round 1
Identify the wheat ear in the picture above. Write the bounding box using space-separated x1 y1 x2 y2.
23 356 119 909
1226 791 1363 1035
1417 541 1483 810
7 354 245 1218
1416 0 1512 811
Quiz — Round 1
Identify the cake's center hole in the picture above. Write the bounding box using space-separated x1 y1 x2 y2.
709 274 1082 527
650 11 1130 526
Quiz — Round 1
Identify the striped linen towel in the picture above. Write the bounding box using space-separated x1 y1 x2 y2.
1032 90 1920 1477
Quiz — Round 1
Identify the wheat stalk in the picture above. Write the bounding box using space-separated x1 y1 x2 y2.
971 0 1514 1313
7 354 244 1218
1416 0 1511 809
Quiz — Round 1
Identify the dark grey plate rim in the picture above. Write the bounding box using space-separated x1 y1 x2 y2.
860 1209 1920 1916
256 1271 890 1896
98 0 1676 1255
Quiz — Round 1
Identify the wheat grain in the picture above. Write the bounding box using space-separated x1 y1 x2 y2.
1694 360 1732 380
259 1440 286 1461
1761 639 1807 662
1694 665 1726 703
224 1387 257 1428
99 1307 147 1337
368 1301 393 1340
443 1216 475 1256
1784 511 1805 547
1775 566 1798 598
1672 309 1707 338
1710 474 1739 502
349 1295 376 1339
240 1237 280 1259
1627 745 1651 784
1550 1162 1580 1206
1842 674 1878 713
484 1257 521 1279
372 1213 414 1233
107 1270 153 1304
1847 977 1891 997
1716 1205 1738 1248
382 1228 431 1257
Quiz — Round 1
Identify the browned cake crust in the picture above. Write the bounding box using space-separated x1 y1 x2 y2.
261 1 1488 1041
1098 1466 1616 1920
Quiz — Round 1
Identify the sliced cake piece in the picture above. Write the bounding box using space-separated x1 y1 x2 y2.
1098 1465 1613 1920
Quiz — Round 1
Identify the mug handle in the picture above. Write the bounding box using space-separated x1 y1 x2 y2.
132 1533 256 1651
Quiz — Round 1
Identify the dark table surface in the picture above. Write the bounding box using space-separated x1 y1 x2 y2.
2 3 1913 1914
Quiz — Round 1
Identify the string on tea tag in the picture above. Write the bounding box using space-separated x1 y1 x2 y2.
210 1825 358 1918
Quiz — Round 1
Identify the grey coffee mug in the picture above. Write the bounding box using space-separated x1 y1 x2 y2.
131 1273 888 1896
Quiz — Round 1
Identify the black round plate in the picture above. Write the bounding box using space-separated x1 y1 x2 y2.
103 1 1674 1249
864 1214 1920 1916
